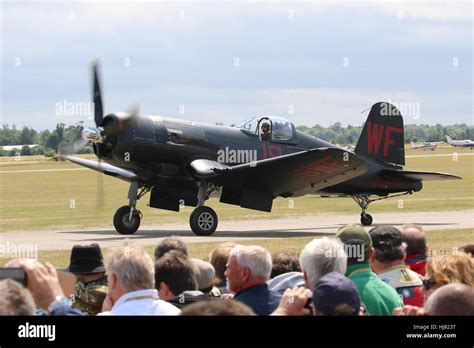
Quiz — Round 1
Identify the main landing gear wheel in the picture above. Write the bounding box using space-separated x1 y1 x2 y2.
190 206 218 236
360 213 373 226
114 205 141 235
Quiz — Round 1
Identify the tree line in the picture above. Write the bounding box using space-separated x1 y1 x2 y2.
0 122 93 157
0 121 473 156
297 122 474 145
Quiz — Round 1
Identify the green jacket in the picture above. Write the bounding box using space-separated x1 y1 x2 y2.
346 263 403 316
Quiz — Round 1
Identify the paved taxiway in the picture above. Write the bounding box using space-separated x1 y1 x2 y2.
1 210 472 251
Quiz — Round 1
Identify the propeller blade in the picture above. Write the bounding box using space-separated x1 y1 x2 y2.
92 59 104 127
95 155 105 209
128 104 141 128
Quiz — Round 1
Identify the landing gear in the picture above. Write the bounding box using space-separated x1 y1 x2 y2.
111 179 221 236
189 181 219 236
114 205 141 234
190 206 218 236
352 191 413 227
360 213 373 226
113 181 149 235
352 195 373 226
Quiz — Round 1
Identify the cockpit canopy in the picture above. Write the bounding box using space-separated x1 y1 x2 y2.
238 116 295 142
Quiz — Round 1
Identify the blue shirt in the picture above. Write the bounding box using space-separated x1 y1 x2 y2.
234 283 282 316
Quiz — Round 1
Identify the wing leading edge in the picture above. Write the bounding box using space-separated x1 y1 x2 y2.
66 156 138 181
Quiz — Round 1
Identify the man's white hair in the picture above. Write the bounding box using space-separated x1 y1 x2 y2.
105 240 155 291
229 245 272 281
299 237 347 289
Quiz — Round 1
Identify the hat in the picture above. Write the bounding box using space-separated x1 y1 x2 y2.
336 225 372 261
369 226 403 250
190 258 215 291
312 272 361 315
67 244 106 274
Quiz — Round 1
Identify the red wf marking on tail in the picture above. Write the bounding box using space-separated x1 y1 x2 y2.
366 122 403 157
289 155 340 178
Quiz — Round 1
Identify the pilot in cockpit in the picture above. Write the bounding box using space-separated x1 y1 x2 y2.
260 122 271 141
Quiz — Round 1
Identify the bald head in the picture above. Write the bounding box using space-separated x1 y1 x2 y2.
401 224 427 256
425 284 474 316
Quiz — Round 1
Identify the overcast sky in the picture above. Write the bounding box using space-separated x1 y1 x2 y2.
1 0 472 130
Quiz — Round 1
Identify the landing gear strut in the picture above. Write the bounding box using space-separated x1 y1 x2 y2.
113 181 148 235
189 182 218 236
352 195 373 226
352 191 413 226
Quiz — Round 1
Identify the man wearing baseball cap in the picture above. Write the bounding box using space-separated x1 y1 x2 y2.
312 272 361 315
336 225 403 315
369 226 424 307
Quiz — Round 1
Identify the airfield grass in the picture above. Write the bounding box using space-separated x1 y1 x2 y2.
1 227 472 268
1 146 473 233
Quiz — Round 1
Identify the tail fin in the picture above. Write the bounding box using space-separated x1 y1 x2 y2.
446 135 453 144
355 102 405 165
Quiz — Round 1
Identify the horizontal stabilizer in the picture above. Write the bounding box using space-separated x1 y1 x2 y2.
381 169 462 181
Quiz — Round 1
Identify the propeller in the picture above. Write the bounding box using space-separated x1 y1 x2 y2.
129 104 141 128
92 60 105 209
92 59 104 127
85 60 105 209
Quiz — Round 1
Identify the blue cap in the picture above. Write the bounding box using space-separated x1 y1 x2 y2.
312 272 361 315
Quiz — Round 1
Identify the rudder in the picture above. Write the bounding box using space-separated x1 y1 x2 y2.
355 102 405 165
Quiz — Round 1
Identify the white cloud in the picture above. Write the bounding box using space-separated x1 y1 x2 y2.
106 85 471 127
372 1 472 22
2 1 471 129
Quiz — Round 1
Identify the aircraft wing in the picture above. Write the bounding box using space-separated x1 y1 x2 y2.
380 169 462 181
188 148 368 196
66 156 138 181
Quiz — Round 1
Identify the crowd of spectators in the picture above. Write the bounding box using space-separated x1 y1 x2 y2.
1 224 473 316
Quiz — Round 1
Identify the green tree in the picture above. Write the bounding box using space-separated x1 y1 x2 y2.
20 145 32 156
19 126 38 144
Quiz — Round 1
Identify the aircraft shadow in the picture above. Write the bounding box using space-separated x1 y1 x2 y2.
58 227 333 241
57 221 458 243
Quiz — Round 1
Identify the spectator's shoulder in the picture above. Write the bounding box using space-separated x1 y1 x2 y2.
158 300 181 315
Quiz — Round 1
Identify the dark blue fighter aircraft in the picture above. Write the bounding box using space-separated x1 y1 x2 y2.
67 62 461 236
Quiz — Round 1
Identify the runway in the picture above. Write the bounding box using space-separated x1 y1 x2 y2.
1 210 472 251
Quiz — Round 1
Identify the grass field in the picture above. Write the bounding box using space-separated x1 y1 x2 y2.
1 146 473 232
1 227 471 268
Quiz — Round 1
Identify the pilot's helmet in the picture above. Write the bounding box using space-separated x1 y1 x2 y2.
261 122 270 131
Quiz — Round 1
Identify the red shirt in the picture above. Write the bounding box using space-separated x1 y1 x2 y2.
405 253 427 276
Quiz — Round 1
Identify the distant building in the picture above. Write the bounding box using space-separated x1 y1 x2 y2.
1 144 39 151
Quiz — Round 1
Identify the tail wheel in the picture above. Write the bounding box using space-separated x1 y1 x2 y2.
114 205 141 235
190 206 218 236
360 213 373 226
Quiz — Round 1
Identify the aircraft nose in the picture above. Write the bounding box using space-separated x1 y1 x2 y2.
82 127 104 143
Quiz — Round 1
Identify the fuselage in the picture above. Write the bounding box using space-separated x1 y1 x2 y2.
96 113 422 197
